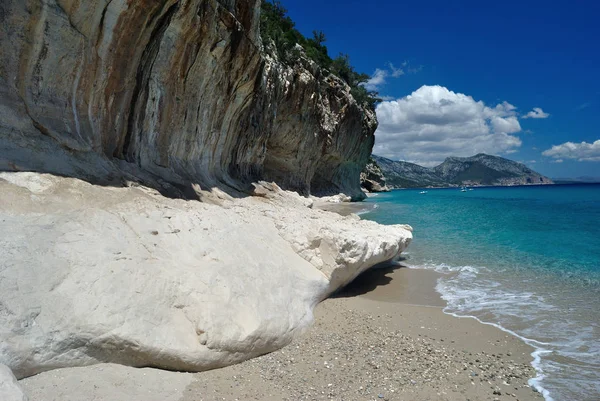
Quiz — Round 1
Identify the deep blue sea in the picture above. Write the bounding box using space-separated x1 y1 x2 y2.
361 184 600 401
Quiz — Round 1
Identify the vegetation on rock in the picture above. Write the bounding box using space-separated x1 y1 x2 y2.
260 1 380 110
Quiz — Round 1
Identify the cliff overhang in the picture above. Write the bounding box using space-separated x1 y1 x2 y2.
0 0 412 395
0 0 376 201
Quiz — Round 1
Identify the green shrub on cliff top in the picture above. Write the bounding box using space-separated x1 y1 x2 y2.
260 1 380 111
332 54 381 110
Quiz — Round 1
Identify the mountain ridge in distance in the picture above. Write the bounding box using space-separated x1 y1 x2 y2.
371 153 554 189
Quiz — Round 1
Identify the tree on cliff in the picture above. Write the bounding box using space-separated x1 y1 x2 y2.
331 54 381 110
260 0 379 110
312 30 326 46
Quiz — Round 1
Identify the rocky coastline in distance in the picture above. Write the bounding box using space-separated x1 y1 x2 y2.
362 153 554 192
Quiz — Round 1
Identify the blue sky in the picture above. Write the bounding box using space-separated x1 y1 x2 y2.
278 0 600 178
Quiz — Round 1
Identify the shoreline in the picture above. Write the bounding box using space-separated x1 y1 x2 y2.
16 193 542 401
382 183 558 191
182 267 543 401
21 267 543 401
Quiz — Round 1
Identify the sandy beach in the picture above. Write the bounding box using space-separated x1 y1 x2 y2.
180 267 541 401
21 268 543 401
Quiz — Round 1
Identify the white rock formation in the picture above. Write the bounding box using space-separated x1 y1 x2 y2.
0 365 28 401
315 193 353 203
0 173 411 382
0 0 410 395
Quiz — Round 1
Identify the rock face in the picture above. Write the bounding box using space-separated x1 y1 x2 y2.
0 0 375 200
0 0 398 388
0 173 412 379
373 154 554 188
360 157 390 192
0 365 27 401
371 155 447 189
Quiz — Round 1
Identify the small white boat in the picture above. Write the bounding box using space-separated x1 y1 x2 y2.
460 187 467 192
419 190 428 194
468 188 474 191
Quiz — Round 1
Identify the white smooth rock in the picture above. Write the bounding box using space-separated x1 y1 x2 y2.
0 173 412 380
316 193 353 203
0 364 28 401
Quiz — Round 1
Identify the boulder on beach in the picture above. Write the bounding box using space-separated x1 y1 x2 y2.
0 173 412 380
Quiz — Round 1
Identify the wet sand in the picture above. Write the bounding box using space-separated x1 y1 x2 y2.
182 267 543 401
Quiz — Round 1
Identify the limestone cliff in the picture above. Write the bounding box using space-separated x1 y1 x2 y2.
360 156 390 192
0 0 376 200
0 1 410 391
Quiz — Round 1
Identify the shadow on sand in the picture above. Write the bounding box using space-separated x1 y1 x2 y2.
333 257 409 298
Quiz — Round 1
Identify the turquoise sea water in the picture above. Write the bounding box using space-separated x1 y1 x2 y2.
361 184 600 401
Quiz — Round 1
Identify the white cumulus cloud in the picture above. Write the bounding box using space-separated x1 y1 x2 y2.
542 139 600 162
523 107 550 119
388 62 405 78
373 85 524 166
361 61 421 91
362 68 388 91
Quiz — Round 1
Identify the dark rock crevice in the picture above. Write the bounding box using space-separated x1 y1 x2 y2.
120 2 179 163
95 0 115 47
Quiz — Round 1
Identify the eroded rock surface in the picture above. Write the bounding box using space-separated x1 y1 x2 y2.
0 0 375 200
0 365 28 401
361 157 390 192
0 0 401 389
0 173 411 379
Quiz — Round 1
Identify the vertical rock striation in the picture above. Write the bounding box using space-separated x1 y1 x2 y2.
0 0 376 199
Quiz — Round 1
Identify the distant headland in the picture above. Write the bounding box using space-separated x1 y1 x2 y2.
362 153 554 191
